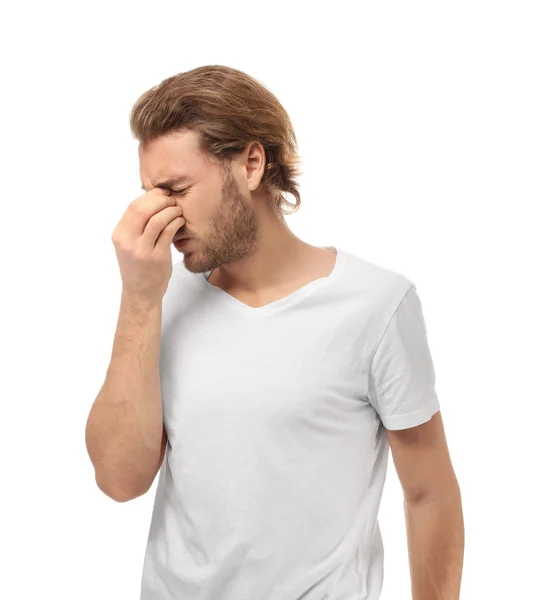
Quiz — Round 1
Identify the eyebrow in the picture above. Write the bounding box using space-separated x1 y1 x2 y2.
141 175 190 192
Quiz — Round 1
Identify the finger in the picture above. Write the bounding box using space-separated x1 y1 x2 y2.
155 216 186 253
121 188 178 239
139 205 184 252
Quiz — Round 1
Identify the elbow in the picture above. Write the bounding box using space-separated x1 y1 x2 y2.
95 473 149 503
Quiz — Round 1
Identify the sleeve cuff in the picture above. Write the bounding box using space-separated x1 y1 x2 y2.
379 394 441 431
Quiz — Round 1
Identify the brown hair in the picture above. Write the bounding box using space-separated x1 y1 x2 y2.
129 65 302 216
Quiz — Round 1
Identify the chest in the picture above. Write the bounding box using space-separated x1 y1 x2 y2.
159 307 372 446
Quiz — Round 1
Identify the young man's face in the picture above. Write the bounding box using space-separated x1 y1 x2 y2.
139 128 260 274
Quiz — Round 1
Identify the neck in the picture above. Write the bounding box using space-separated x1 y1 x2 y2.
211 206 318 292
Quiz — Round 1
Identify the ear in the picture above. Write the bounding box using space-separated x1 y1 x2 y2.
243 141 266 193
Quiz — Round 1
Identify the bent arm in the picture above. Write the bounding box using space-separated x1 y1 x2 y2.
85 294 166 501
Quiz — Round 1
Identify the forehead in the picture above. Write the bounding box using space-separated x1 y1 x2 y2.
138 129 208 190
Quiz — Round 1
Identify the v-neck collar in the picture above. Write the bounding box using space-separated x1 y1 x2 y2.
199 246 345 316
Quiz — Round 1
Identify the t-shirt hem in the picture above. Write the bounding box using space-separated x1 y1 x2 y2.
379 395 441 430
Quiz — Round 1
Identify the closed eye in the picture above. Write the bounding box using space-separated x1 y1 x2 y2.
171 188 189 195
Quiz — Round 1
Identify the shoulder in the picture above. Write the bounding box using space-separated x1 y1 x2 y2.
338 247 415 314
161 257 205 321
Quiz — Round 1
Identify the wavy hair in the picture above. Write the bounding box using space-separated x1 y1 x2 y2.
129 65 302 216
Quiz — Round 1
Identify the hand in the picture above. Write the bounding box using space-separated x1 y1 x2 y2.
111 188 185 308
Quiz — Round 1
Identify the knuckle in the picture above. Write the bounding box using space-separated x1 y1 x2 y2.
111 230 124 246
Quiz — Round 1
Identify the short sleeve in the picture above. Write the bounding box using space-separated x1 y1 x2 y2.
367 284 441 430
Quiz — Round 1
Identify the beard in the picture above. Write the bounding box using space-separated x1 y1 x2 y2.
181 162 260 275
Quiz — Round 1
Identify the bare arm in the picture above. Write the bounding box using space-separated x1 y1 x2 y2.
85 294 167 502
404 484 464 599
387 411 465 599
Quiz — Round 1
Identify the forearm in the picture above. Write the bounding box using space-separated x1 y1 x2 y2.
404 486 465 600
85 294 164 500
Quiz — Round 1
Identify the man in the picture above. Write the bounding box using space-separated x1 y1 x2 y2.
85 65 464 600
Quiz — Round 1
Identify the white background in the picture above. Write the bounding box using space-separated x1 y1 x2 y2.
1 1 536 598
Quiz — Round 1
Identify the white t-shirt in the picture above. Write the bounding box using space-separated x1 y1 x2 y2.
140 246 441 600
